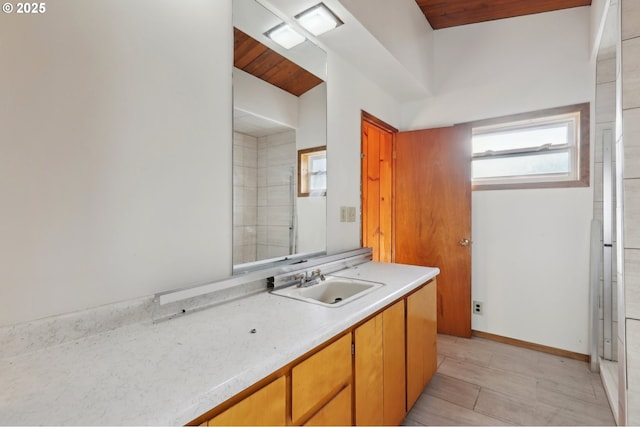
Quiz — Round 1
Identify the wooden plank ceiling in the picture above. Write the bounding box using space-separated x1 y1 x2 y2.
234 28 323 97
416 0 592 30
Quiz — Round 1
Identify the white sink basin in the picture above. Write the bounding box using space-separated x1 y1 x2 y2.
271 276 384 307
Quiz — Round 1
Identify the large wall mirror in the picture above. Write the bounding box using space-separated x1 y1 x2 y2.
232 0 328 273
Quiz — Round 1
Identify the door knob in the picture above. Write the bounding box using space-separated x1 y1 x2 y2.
459 238 471 247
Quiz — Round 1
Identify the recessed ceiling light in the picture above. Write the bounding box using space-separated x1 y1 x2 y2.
264 23 306 50
295 3 343 37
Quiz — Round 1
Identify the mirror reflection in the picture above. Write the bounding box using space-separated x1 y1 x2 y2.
232 0 328 271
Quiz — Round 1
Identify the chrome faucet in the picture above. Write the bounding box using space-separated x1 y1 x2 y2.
298 269 325 287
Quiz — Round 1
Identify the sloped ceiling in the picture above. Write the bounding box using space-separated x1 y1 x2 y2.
416 0 592 29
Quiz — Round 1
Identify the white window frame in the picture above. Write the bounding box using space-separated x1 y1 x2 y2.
471 103 590 191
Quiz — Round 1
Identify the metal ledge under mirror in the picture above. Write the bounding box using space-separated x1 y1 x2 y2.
232 0 328 275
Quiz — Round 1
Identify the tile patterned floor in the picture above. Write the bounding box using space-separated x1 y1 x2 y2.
403 334 615 426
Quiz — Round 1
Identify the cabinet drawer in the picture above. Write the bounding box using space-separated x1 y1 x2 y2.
303 384 352 426
292 333 352 423
207 376 286 426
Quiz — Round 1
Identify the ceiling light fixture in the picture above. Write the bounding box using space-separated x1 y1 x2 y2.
264 23 306 50
295 3 343 37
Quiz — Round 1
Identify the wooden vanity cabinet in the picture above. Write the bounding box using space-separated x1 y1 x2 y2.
191 279 436 427
291 333 352 425
406 280 437 410
204 376 286 426
353 300 406 426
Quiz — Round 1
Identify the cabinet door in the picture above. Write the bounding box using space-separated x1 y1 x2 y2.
292 333 352 424
303 385 352 426
383 300 406 425
207 376 286 426
354 313 384 425
406 280 437 410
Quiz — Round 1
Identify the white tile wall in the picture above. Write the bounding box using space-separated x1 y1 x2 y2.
624 179 640 248
622 0 640 41
626 249 640 319
626 319 640 425
623 108 640 178
622 38 640 110
621 1 640 422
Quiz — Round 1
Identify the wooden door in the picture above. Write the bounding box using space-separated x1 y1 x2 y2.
395 125 472 337
354 313 384 426
362 118 393 262
382 300 406 425
207 376 286 426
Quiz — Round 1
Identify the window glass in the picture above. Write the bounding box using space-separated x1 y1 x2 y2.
471 104 589 190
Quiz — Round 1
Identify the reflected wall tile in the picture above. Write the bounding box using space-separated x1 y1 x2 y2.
257 167 267 187
267 225 290 247
244 146 257 168
256 226 267 246
233 143 243 166
597 82 616 123
257 188 267 207
267 205 291 227
598 57 617 84
595 162 604 202
257 244 268 260
623 38 640 110
245 167 258 189
268 167 294 187
245 186 258 207
244 206 257 226
268 143 296 167
257 206 267 226
267 245 289 259
268 185 291 207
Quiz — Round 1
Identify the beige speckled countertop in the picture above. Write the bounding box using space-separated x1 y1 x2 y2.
0 261 438 425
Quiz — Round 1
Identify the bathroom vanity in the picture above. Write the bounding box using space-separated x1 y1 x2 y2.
0 261 438 425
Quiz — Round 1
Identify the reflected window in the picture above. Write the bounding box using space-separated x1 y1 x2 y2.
298 146 327 197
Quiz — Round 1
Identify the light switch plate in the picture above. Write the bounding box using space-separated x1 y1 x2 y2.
347 207 356 222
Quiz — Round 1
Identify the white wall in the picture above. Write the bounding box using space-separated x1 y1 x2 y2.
400 7 595 354
338 0 434 94
326 54 400 253
0 0 400 327
0 0 233 327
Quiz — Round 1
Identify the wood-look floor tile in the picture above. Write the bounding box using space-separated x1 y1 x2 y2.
403 335 615 427
537 379 615 425
423 373 480 409
437 337 493 367
405 394 508 426
438 357 537 402
474 387 560 426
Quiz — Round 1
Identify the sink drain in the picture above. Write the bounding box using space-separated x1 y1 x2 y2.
332 297 343 304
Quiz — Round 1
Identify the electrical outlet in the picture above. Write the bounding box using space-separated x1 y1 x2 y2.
473 300 483 315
